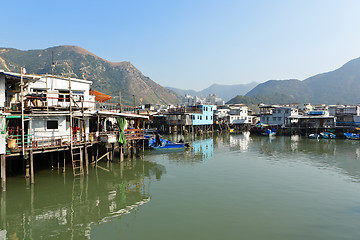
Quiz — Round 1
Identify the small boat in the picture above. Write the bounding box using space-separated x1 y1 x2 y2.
344 132 360 140
308 133 320 139
148 135 189 150
320 132 336 139
261 129 276 137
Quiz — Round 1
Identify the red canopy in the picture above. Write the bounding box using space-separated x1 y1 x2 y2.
89 90 112 102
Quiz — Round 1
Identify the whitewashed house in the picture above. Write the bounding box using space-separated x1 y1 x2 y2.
0 71 96 146
227 105 254 124
260 107 298 126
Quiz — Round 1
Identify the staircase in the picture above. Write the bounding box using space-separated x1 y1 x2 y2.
71 147 84 177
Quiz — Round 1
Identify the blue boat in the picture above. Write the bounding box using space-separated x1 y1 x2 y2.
308 133 320 139
344 132 360 140
261 129 276 137
320 132 336 139
148 135 188 150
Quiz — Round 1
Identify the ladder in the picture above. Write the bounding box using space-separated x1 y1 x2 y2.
71 147 84 177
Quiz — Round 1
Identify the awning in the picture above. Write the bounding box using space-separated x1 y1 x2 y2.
6 115 29 119
89 90 112 102
96 110 149 120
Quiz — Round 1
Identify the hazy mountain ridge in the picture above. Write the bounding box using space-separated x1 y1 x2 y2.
0 46 180 105
168 82 258 101
243 57 360 105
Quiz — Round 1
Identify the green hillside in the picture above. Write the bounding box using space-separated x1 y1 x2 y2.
245 57 360 105
0 46 180 105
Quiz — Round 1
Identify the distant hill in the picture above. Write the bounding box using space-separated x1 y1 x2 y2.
227 94 294 105
168 82 258 101
246 57 360 104
0 46 180 105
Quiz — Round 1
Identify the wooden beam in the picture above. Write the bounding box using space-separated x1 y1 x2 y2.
90 152 109 165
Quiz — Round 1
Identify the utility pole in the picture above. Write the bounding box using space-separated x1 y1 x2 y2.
119 90 122 113
133 95 136 113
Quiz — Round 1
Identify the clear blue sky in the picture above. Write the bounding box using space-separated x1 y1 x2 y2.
2 0 360 90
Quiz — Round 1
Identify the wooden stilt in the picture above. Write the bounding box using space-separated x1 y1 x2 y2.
1 155 6 191
57 151 60 170
30 150 34 184
25 154 30 178
120 145 124 162
0 186 6 226
63 150 66 173
50 152 54 170
132 141 135 159
84 145 89 175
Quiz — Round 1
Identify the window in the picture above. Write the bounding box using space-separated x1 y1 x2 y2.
273 117 276 121
206 116 208 120
193 115 195 120
200 116 202 120
211 116 213 120
278 117 282 121
47 120 58 129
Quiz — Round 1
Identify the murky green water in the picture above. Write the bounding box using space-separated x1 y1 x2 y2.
2 133 360 239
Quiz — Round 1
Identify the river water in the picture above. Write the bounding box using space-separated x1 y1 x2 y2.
1 133 360 239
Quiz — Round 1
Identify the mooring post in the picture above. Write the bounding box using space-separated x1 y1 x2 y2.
30 150 34 184
1 155 6 191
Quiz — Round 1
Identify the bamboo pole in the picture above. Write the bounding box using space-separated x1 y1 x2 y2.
20 68 25 157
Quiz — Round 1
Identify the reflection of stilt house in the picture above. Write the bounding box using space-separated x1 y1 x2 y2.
0 70 148 191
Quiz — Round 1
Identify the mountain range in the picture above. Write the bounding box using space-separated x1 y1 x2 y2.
243 57 360 105
2 45 360 106
168 82 258 102
0 46 179 105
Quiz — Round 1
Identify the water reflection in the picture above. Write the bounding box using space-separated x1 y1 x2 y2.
249 135 360 182
229 132 251 152
192 138 213 160
0 159 166 239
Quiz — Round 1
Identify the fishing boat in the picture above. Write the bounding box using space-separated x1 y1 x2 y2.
320 132 336 139
261 129 276 137
344 132 360 140
148 135 189 150
308 133 320 139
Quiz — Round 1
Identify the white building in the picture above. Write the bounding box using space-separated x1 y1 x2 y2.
205 94 225 105
1 71 95 146
260 107 298 126
181 94 205 106
227 105 254 124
